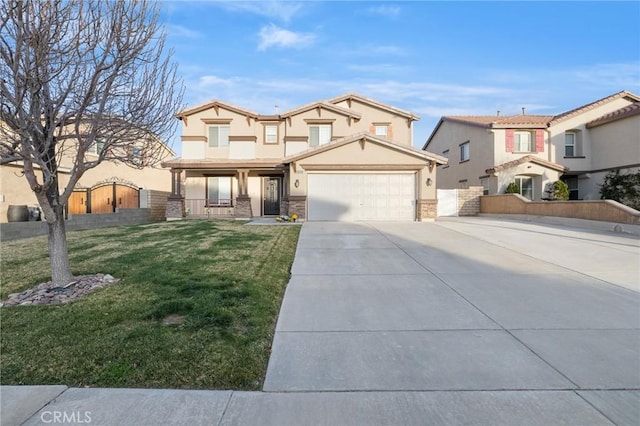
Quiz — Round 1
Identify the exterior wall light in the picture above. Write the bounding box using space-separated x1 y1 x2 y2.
294 179 300 188
426 178 433 186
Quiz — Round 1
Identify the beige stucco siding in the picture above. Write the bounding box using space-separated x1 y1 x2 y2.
332 99 413 145
427 122 494 190
589 114 640 171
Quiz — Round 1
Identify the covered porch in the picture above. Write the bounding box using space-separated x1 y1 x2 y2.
162 159 288 220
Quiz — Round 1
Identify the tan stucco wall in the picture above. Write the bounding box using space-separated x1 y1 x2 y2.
589 114 640 171
426 122 494 190
332 99 413 145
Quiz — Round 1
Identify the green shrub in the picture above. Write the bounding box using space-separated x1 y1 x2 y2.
505 182 520 194
600 170 640 210
551 180 570 201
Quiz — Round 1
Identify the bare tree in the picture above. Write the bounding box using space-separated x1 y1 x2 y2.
0 0 183 285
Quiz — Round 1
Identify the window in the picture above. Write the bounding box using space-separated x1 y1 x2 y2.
480 177 489 195
565 132 576 157
309 124 331 147
208 125 229 148
514 131 533 152
207 177 232 206
515 176 534 200
442 149 449 168
88 139 105 156
132 147 142 165
459 142 470 162
265 125 278 144
374 125 388 137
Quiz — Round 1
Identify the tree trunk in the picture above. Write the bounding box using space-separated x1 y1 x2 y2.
47 206 74 286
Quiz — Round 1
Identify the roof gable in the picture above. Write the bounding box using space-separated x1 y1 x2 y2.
175 100 260 120
328 93 419 121
280 101 361 120
586 102 640 129
284 132 447 165
550 90 640 125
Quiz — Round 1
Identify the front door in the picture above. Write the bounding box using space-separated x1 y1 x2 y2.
263 177 281 215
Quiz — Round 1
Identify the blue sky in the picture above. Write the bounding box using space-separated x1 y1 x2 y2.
160 1 640 149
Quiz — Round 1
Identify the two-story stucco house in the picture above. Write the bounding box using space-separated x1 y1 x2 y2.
162 93 447 221
423 90 640 201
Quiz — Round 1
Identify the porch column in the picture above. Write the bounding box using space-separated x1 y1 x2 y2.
235 169 252 219
166 168 184 220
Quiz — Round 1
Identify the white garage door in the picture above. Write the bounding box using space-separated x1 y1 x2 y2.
307 173 416 221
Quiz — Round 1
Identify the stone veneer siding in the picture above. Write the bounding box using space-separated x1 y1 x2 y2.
417 199 437 221
287 196 307 220
458 186 483 216
165 197 184 220
234 195 253 219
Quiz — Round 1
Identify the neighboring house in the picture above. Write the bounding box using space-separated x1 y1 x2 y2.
423 90 640 201
1 131 173 222
163 93 447 221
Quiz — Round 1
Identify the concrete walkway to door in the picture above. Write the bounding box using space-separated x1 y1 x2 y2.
264 217 640 424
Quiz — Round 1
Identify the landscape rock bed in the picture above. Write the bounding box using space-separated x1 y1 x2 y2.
1 274 118 307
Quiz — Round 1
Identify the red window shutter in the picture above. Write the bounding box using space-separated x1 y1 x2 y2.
505 129 514 152
535 129 545 152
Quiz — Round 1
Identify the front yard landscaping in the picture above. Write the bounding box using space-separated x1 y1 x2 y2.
0 220 300 390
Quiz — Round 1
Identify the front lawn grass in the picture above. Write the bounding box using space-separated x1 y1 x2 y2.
0 220 300 390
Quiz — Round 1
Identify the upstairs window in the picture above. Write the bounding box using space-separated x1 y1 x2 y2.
309 124 331 147
564 131 582 157
442 149 449 168
208 125 229 148
88 139 105 156
265 125 278 144
459 141 470 162
514 131 532 152
374 125 388 137
132 146 142 165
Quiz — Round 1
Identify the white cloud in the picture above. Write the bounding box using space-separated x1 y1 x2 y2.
164 24 202 39
213 1 304 23
257 24 316 51
367 5 401 17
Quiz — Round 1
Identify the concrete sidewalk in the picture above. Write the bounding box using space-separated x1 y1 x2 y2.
2 218 639 425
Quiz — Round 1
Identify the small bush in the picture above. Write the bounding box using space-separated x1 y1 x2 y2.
544 180 569 201
505 182 520 194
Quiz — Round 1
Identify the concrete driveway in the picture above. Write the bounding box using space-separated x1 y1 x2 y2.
264 218 640 424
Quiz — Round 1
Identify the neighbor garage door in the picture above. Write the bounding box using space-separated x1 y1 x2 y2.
307 173 415 221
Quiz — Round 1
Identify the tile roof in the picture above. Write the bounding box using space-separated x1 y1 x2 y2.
550 90 640 125
586 102 640 128
443 115 554 128
485 155 568 174
279 101 361 119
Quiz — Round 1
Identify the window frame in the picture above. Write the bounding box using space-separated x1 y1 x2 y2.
374 125 388 137
514 131 533 153
206 176 233 207
87 139 105 156
515 175 534 200
208 125 230 148
442 149 450 168
309 124 332 147
264 124 279 144
565 132 576 157
459 141 470 162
